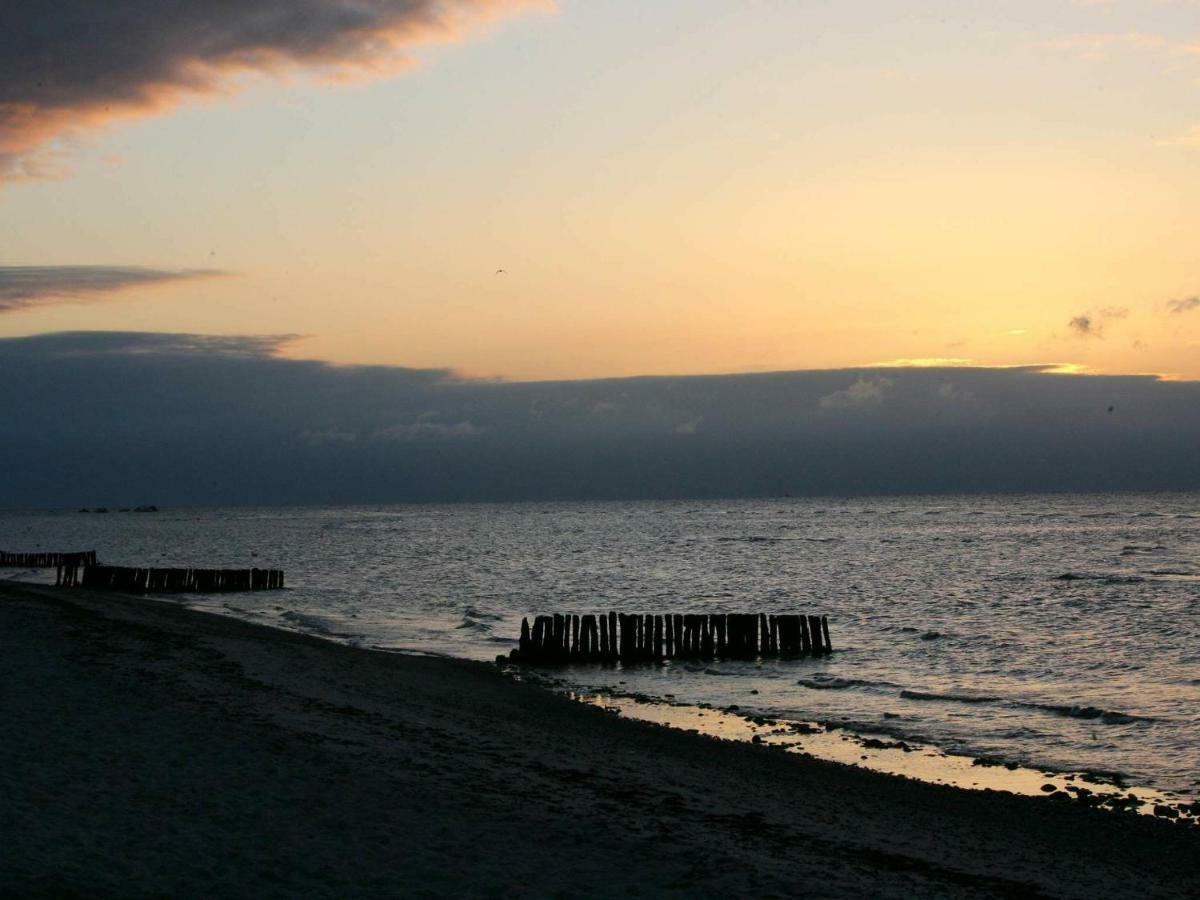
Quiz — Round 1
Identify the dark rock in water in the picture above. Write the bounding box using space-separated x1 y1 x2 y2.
134 505 159 513
1040 784 1057 793
1153 805 1179 819
751 735 762 744
1054 573 1083 580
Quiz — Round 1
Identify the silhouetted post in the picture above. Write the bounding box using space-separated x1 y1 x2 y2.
519 618 531 657
821 615 832 653
531 616 545 659
654 615 664 660
808 615 824 654
599 615 610 658
552 615 564 661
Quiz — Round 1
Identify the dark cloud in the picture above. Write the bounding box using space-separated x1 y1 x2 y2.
1068 315 1097 337
0 0 541 180
1068 307 1127 339
0 330 297 358
1 330 1198 506
0 266 222 313
1167 296 1200 314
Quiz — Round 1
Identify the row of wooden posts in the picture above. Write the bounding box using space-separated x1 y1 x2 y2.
0 549 285 594
1 550 97 568
512 612 832 664
77 565 285 594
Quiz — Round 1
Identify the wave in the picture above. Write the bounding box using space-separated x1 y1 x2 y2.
463 606 502 621
715 535 840 545
901 689 1000 704
1054 572 1146 584
900 689 1155 725
278 610 339 637
1024 703 1155 725
455 617 493 631
798 676 899 691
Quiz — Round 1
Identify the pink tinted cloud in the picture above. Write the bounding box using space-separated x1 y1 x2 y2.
0 0 550 181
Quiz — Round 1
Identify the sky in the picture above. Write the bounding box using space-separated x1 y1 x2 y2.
2 0 1199 381
1 2 1198 503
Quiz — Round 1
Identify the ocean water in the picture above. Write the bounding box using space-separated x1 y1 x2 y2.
3 494 1198 797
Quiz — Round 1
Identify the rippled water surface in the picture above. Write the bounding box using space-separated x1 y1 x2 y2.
3 494 1198 795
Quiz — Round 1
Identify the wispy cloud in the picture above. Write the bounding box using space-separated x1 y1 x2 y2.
0 0 549 181
0 265 223 314
1042 31 1200 59
868 357 975 368
1158 124 1200 146
819 377 892 409
1167 296 1200 314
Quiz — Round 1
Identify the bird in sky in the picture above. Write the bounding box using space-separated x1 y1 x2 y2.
495 269 506 275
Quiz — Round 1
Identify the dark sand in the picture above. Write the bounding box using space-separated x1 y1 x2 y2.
1 582 1195 898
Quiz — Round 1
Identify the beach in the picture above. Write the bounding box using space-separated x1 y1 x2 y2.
1 580 1196 899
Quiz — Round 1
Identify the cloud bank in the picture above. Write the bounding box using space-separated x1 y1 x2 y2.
0 266 221 314
0 0 544 180
2 331 1198 506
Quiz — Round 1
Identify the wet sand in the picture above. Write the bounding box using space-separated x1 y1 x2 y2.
1 581 1196 898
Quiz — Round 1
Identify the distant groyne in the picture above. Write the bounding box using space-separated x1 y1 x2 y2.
1 551 284 594
79 565 284 594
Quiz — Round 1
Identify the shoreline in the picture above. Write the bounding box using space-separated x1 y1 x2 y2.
1 581 1197 898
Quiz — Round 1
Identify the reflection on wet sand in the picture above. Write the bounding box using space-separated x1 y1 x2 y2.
558 688 1200 825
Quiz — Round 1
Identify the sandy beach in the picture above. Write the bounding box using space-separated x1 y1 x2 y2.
0 581 1195 899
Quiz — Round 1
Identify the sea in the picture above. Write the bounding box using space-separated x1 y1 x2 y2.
3 493 1198 804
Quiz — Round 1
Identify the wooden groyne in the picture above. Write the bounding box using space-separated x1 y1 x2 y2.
508 613 832 664
1 550 97 568
78 565 284 594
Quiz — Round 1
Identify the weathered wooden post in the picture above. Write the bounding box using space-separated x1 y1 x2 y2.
808 615 824 654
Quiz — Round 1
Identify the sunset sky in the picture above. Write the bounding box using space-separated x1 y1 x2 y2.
3 0 1199 382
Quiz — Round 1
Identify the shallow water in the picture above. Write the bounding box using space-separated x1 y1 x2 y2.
2 494 1198 799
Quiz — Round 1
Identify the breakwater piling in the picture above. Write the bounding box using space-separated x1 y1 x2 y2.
78 565 284 594
1 550 97 568
0 551 98 587
509 612 832 664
